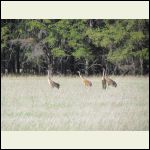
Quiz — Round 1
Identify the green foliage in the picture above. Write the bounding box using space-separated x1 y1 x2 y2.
86 28 102 47
72 47 93 60
44 34 56 48
1 19 149 75
1 26 9 38
68 40 78 48
51 48 66 57
101 20 148 65
134 48 149 60
107 48 133 63
130 31 145 44
1 26 10 49
26 20 46 31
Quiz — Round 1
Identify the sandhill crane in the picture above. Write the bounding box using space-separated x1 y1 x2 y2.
104 68 117 88
77 71 92 87
102 68 107 89
47 70 60 89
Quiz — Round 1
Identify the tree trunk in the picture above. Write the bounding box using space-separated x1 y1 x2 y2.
140 58 143 75
16 48 20 74
89 19 93 27
12 58 15 74
85 59 89 75
47 56 53 75
132 57 136 75
61 58 63 74
113 65 117 75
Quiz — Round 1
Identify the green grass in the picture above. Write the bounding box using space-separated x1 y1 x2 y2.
1 75 149 131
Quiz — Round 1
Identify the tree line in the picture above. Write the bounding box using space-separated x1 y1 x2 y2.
1 19 149 76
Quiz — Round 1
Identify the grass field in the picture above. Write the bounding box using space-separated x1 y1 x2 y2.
1 75 149 131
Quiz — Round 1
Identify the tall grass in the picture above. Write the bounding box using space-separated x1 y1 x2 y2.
1 75 149 131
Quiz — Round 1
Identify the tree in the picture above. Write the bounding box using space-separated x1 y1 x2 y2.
1 19 149 76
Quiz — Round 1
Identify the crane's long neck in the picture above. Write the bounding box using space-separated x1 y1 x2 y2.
103 68 105 78
48 76 52 81
78 72 84 80
48 70 52 81
105 69 108 78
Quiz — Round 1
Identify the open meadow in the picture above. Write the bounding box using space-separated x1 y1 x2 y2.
1 76 149 131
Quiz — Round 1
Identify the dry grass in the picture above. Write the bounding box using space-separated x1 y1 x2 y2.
1 75 149 131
